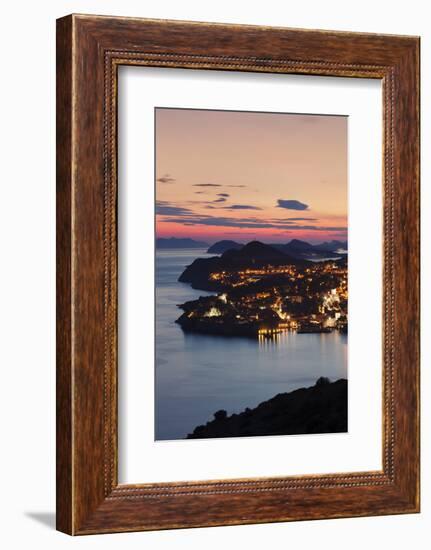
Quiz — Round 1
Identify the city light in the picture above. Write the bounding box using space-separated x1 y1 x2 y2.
177 259 348 338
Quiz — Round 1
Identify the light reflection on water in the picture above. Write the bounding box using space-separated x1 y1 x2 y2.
155 249 347 440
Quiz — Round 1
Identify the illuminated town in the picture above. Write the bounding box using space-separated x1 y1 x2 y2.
176 252 347 339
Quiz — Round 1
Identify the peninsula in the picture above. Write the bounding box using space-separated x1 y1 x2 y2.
176 241 347 338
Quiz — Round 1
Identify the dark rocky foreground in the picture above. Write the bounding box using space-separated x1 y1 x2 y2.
187 378 347 439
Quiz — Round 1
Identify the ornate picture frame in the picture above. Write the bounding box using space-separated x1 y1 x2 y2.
56 14 420 534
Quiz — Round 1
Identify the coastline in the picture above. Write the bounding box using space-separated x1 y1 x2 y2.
155 247 348 440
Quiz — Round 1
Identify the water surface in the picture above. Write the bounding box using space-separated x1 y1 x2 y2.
155 248 347 440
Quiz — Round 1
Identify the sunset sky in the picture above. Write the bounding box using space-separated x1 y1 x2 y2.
155 108 347 245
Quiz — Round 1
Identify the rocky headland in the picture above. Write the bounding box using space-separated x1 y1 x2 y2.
187 378 347 439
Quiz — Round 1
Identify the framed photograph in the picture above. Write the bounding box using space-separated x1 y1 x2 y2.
56 14 420 535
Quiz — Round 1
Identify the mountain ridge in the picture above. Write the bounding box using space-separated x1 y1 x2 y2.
178 241 311 291
205 238 348 260
207 240 243 254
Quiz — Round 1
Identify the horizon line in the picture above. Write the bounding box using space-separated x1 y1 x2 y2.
156 236 347 245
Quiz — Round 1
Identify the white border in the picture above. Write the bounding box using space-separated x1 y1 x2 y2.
118 66 382 484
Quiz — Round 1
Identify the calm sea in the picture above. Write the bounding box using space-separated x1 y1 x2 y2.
155 248 348 440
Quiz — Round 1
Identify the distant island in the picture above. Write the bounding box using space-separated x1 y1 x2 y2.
176 241 348 338
156 237 209 249
272 239 346 260
206 238 347 260
187 377 347 438
207 240 243 254
156 237 347 256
